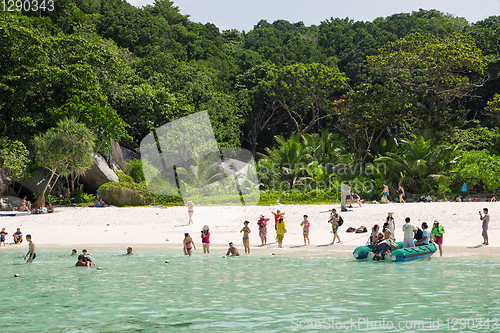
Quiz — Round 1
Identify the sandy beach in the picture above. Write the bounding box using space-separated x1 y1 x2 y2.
1 201 499 255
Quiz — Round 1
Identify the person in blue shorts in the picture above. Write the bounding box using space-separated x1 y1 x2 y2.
381 184 389 204
24 234 36 263
329 208 341 244
13 228 22 244
0 227 7 247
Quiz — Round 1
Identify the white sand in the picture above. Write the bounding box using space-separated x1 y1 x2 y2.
0 202 498 254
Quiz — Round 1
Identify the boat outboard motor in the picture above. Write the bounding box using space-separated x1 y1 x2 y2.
372 241 391 261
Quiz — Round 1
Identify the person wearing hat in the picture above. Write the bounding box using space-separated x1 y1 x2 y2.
431 220 445 256
300 215 310 246
386 212 396 241
257 214 269 246
276 216 286 248
201 226 210 254
479 208 490 246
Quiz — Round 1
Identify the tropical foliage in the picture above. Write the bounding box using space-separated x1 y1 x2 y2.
33 118 96 207
1 5 500 204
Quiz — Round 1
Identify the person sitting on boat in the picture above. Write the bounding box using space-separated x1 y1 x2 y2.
383 222 398 251
372 225 381 245
372 240 391 261
414 222 430 246
367 224 384 245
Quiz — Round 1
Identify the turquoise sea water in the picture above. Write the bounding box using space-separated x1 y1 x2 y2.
1 247 500 332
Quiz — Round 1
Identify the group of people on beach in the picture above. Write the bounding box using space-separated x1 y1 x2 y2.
370 212 446 256
0 227 24 247
181 207 347 256
18 196 54 214
180 203 483 258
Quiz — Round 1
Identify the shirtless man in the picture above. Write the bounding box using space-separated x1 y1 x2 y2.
24 234 36 263
226 242 240 256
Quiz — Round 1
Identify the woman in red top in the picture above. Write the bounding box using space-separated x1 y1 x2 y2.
257 215 269 246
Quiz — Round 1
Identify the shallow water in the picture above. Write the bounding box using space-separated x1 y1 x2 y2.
1 247 500 332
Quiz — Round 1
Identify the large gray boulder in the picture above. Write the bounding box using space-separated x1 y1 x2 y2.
101 186 144 206
81 154 119 193
17 172 50 197
110 139 125 171
0 196 22 211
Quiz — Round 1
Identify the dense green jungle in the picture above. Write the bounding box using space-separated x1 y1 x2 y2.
1 1 500 206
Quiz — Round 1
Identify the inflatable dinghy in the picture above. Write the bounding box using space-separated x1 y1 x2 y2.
353 241 437 262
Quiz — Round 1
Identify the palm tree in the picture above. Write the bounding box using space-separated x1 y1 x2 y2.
301 130 349 173
263 133 310 189
176 153 225 194
375 132 461 190
299 161 337 191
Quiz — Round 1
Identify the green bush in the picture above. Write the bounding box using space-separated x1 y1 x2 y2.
125 159 145 183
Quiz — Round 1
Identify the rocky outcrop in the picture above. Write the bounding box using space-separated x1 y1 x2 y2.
81 154 119 194
0 155 11 197
101 186 145 206
0 196 22 211
17 172 50 197
121 146 140 160
110 139 125 171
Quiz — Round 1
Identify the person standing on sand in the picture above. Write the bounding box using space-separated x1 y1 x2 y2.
322 208 341 244
271 210 285 230
431 220 445 256
381 184 389 204
240 221 251 254
386 212 396 241
257 215 269 246
479 208 490 245
276 216 286 248
183 233 196 256
24 235 36 263
186 200 194 225
300 215 310 246
402 217 416 248
1 228 8 247
398 185 405 203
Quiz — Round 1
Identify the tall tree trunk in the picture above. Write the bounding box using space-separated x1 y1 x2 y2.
33 169 56 207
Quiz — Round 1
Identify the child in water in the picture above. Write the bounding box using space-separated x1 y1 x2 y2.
240 221 251 254
300 215 310 245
